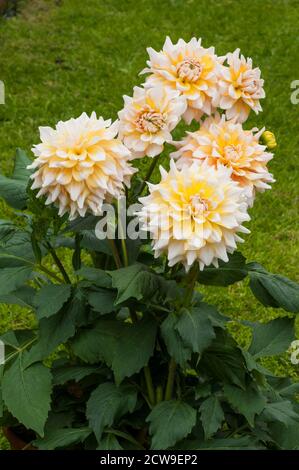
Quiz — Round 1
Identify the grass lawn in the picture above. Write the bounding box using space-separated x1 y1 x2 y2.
0 0 298 449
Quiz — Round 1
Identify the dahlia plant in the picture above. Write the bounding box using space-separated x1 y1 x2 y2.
0 37 299 451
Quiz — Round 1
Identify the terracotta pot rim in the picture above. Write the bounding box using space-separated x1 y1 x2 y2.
3 426 36 450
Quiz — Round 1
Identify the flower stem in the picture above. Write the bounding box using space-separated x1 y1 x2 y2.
165 357 177 401
118 211 129 267
156 385 163 404
38 264 64 284
183 262 199 307
164 263 199 401
108 238 122 269
46 242 71 284
129 307 155 407
121 238 129 267
144 365 155 406
137 155 160 197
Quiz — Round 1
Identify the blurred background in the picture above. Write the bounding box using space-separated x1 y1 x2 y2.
0 0 298 448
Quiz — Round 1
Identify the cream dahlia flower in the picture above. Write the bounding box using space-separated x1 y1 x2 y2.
141 37 223 124
28 112 136 220
137 160 250 271
218 49 265 123
171 114 274 204
118 86 186 158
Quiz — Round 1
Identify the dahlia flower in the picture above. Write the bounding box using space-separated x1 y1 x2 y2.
137 160 250 271
28 112 136 220
141 37 223 124
171 114 274 203
218 49 265 123
118 86 186 158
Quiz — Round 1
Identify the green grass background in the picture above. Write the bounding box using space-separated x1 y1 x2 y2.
0 0 298 449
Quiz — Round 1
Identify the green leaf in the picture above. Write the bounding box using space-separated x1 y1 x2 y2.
161 313 192 366
249 317 295 358
0 329 35 353
0 286 36 308
248 263 299 312
86 383 137 442
34 284 72 319
0 266 32 295
108 263 167 305
52 365 101 386
112 316 157 384
199 396 224 439
87 288 117 314
26 304 77 363
197 252 247 286
263 401 299 426
34 427 91 450
198 302 229 329
67 288 88 327
268 377 299 399
0 231 35 267
147 401 196 450
2 355 52 436
0 220 18 243
180 436 263 450
269 422 299 450
65 215 98 232
200 330 247 389
72 320 122 364
76 266 112 288
195 383 211 400
97 433 122 450
13 148 32 181
72 317 157 384
0 175 28 210
175 306 215 354
81 231 112 255
223 383 266 426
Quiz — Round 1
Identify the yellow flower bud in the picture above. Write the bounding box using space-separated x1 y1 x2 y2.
260 131 277 150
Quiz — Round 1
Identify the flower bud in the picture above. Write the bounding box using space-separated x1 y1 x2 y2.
260 130 277 150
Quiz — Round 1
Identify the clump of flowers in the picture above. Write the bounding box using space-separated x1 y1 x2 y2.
1 37 298 454
171 114 274 204
118 86 186 158
138 160 250 271
28 112 136 219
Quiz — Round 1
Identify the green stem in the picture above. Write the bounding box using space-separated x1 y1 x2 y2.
183 262 199 307
118 215 129 267
46 242 71 284
129 308 155 407
129 309 139 323
137 155 160 197
38 264 64 284
121 238 128 267
165 357 177 400
156 385 163 404
164 264 199 401
144 365 155 406
108 238 122 269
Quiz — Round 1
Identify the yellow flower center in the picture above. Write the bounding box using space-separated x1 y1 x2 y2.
136 111 166 133
176 58 203 82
